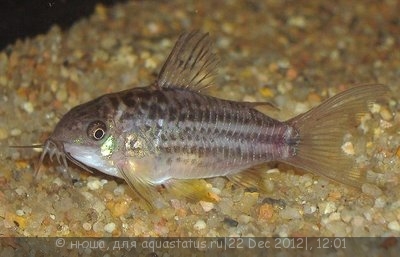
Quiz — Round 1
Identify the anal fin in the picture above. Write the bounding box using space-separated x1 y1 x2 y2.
164 179 216 203
226 165 270 193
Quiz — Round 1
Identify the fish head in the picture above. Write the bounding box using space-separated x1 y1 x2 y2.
39 96 121 177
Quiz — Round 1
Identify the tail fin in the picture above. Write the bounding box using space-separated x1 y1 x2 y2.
285 84 389 187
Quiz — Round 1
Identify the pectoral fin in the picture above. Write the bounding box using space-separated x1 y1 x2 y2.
118 161 159 210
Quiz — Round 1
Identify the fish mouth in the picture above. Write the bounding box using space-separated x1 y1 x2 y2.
36 139 92 177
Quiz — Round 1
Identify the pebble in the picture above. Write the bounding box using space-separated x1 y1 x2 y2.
108 200 130 217
341 141 355 155
379 107 392 121
15 186 27 196
303 203 317 214
258 204 274 220
287 15 306 28
280 207 302 220
92 201 106 214
361 183 383 197
328 212 341 222
193 220 207 230
318 201 337 215
340 209 353 223
238 214 252 224
325 220 347 236
83 222 92 231
10 128 22 136
370 103 381 113
52 177 64 187
294 102 309 114
113 185 125 196
199 201 214 212
16 209 25 216
298 174 314 187
223 217 239 227
87 179 103 190
104 222 116 233
262 198 286 208
56 88 68 102
92 221 104 233
352 215 365 227
374 197 386 208
22 102 34 113
266 168 280 174
388 221 400 232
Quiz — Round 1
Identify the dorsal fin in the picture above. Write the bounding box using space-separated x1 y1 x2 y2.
156 31 219 91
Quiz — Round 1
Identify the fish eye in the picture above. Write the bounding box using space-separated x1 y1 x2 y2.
87 120 107 141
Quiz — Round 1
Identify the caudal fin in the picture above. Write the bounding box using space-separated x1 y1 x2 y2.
285 84 389 187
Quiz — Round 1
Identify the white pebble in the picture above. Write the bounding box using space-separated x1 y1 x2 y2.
87 180 103 190
266 168 280 174
22 102 34 113
287 16 306 28
341 142 355 155
10 128 22 136
374 197 386 208
294 102 308 114
199 201 214 212
16 209 25 216
388 221 400 232
193 220 207 230
318 201 337 215
15 186 26 196
83 222 92 231
104 222 116 233
211 187 221 195
52 177 64 187
113 185 125 196
370 103 381 113
303 203 317 214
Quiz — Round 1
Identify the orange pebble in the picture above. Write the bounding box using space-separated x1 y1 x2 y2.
258 204 274 220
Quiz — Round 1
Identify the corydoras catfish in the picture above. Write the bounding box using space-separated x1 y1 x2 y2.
35 31 389 207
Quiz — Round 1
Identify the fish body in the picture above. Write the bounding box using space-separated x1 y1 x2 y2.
56 86 296 181
39 31 389 206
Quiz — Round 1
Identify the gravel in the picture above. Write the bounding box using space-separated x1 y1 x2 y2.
1 0 400 255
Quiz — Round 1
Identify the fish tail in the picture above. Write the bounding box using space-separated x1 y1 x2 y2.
284 84 389 187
